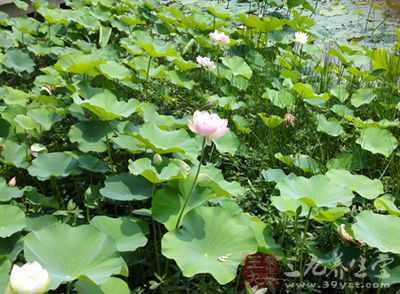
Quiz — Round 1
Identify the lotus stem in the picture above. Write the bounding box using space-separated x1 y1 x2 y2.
298 207 313 289
105 122 115 173
145 56 152 99
175 138 206 229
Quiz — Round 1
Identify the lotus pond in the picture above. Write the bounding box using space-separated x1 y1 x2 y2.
0 0 399 293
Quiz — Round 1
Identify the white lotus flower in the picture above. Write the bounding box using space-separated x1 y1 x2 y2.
294 31 309 45
9 261 50 294
196 56 216 70
209 30 230 45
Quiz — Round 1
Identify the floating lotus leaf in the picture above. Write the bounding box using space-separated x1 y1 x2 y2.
28 152 82 180
352 211 400 254
100 173 153 201
128 158 187 184
162 206 257 284
73 91 140 121
0 177 24 202
325 169 383 200
90 216 148 252
152 177 215 230
24 223 127 289
276 175 354 207
356 127 398 157
75 277 130 294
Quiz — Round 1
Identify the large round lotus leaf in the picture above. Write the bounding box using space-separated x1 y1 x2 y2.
276 175 354 208
356 127 398 158
68 121 110 153
161 206 257 284
78 155 110 173
352 211 400 254
5 49 35 73
73 91 139 121
0 177 24 201
24 223 127 289
128 158 187 184
0 140 29 168
271 196 310 217
100 173 153 201
74 277 130 294
90 216 148 252
0 205 26 237
152 177 215 230
99 61 132 81
315 114 344 137
325 169 383 199
55 53 106 75
28 152 81 180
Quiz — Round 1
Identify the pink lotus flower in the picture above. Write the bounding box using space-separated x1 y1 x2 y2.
187 110 229 145
8 177 16 187
196 56 216 70
209 30 230 45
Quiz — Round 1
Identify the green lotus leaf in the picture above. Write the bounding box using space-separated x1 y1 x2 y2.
207 4 233 19
38 7 73 24
68 121 110 153
75 277 130 294
262 88 295 109
15 114 39 131
0 140 29 168
24 223 127 289
161 206 257 284
352 211 400 254
330 84 349 103
28 152 82 181
167 70 196 89
5 49 35 73
73 91 140 121
0 233 23 262
152 177 215 230
213 132 240 156
56 53 106 75
197 165 244 197
90 216 148 252
221 56 252 79
325 169 383 199
276 174 354 207
0 177 24 202
374 195 400 216
134 123 199 159
99 61 133 81
112 134 146 154
271 196 311 217
356 127 398 157
100 173 153 201
351 88 376 108
312 207 350 222
258 113 284 128
0 258 11 294
170 58 198 71
78 155 110 173
331 104 354 117
27 107 64 131
25 215 60 231
0 86 31 105
0 205 26 237
128 158 187 184
251 218 284 258
135 34 178 58
315 114 344 137
275 152 320 173
293 82 329 106
13 17 39 34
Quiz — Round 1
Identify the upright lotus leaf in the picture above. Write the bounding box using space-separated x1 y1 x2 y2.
352 211 400 254
74 277 130 294
99 61 133 81
27 107 64 131
162 206 257 284
276 175 354 207
78 155 111 173
325 169 384 200
315 114 344 137
28 152 82 181
90 216 148 252
133 31 178 58
275 153 320 173
167 70 196 89
351 88 376 108
197 165 244 197
0 258 11 294
68 121 110 153
220 56 252 79
0 86 31 105
293 82 329 106
271 196 311 217
38 7 74 24
73 91 140 121
330 84 349 103
112 134 146 154
134 123 199 159
0 177 24 201
55 53 106 75
213 132 240 156
251 218 284 259
0 205 26 237
0 140 29 168
5 49 35 73
128 158 188 184
24 223 127 289
152 176 216 230
356 127 398 157
374 195 400 216
259 113 284 128
0 233 23 262
262 88 295 109
312 207 350 222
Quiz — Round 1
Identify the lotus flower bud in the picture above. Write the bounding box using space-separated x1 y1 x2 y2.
187 110 229 146
196 56 216 71
9 261 50 294
153 153 163 166
8 177 16 187
284 112 296 128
